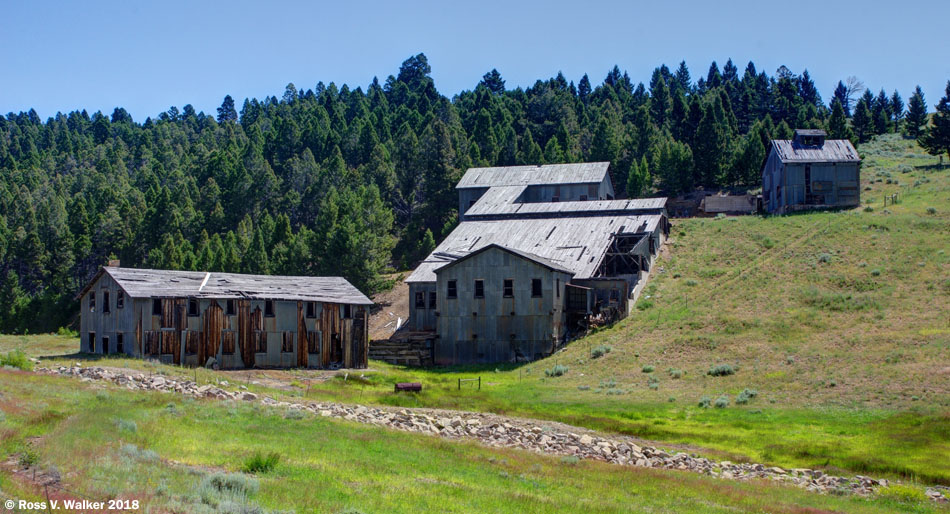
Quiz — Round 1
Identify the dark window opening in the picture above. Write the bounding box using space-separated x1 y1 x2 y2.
556 278 560 298
428 291 437 309
264 300 275 317
226 299 236 316
415 292 426 308
89 293 96 312
551 196 560 202
88 332 95 352
531 278 543 297
102 336 109 354
306 301 316 318
342 304 352 319
152 299 162 316
447 280 457 299
474 279 485 298
579 194 588 201
610 289 620 302
503 279 514 298
281 332 294 353
307 331 320 353
188 298 199 317
116 333 124 354
117 290 124 309
102 291 110 313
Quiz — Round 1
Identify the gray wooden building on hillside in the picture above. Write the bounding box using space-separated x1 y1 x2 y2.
395 162 669 365
762 129 861 214
78 266 372 369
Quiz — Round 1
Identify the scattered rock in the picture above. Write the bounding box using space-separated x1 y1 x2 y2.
36 365 926 499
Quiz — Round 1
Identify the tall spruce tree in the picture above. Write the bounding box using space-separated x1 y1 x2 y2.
827 98 853 143
919 81 950 161
217 95 238 123
906 86 928 138
852 99 874 143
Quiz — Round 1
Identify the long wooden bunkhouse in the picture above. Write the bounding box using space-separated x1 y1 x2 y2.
78 266 372 369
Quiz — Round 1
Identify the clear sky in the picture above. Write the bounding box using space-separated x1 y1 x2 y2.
3 0 949 121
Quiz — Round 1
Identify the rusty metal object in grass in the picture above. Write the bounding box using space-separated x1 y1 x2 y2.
395 382 422 392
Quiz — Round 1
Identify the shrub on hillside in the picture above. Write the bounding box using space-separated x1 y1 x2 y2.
56 327 78 337
926 207 937 215
735 389 758 405
714 396 729 408
545 364 569 377
591 345 611 359
707 364 736 377
0 350 32 371
698 396 711 408
667 368 683 379
641 365 655 373
241 451 280 474
115 419 137 433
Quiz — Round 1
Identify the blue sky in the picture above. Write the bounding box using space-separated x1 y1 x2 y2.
3 0 949 121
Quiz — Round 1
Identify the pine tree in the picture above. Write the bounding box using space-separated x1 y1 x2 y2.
578 74 592 103
625 158 651 198
651 138 694 194
649 76 672 129
827 98 853 143
872 89 892 134
852 99 874 143
919 81 950 161
674 61 691 94
833 81 850 116
890 91 904 126
906 86 928 138
480 69 505 95
217 95 238 123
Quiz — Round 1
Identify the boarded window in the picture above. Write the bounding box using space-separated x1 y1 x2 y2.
254 331 267 353
188 298 198 317
447 280 457 299
103 291 110 313
221 331 236 355
306 301 316 318
226 300 235 316
503 279 513 298
152 299 162 315
117 290 124 309
415 292 425 308
307 331 320 353
281 332 294 353
185 331 199 355
116 333 124 353
531 278 542 297
428 291 436 309
89 293 96 312
88 332 95 352
474 279 484 298
102 336 109 354
264 300 275 317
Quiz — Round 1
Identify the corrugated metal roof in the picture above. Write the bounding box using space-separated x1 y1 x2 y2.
465 190 667 218
435 244 575 275
772 139 860 163
406 214 662 283
84 267 373 304
456 162 610 189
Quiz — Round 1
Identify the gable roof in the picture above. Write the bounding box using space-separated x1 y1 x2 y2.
434 243 575 276
770 138 860 163
456 162 610 189
406 214 662 283
464 187 667 219
79 267 373 305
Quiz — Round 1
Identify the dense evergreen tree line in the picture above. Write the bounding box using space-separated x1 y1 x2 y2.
0 54 943 332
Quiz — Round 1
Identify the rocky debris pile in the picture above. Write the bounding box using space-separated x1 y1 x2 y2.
39 365 941 501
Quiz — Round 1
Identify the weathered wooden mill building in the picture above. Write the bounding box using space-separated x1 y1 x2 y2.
78 266 372 369
762 129 861 214
381 162 669 365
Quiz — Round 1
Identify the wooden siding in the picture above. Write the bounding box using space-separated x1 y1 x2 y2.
435 246 572 364
78 271 368 370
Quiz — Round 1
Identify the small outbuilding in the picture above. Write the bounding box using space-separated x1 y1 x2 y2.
762 129 861 214
77 266 372 369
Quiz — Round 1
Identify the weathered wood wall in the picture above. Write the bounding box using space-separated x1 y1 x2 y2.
78 273 367 369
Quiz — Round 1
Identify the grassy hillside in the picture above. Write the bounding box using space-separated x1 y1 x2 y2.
0 369 940 513
2 134 947 507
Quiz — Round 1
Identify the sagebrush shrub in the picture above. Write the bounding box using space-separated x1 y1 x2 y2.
707 364 736 377
545 364 569 377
